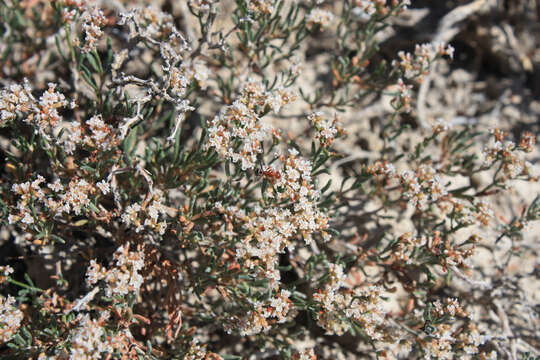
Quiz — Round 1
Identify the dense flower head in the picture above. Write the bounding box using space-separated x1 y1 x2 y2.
352 0 378 20
85 115 118 151
69 313 114 359
206 79 296 170
206 100 268 170
118 6 183 42
306 8 334 30
393 42 455 81
313 264 387 339
248 0 276 14
482 129 538 185
0 295 23 343
189 0 218 13
35 83 69 133
352 0 411 19
308 111 341 147
0 81 33 125
86 245 145 297
393 78 413 112
292 348 317 360
0 266 13 284
81 7 107 53
398 165 449 210
236 288 293 335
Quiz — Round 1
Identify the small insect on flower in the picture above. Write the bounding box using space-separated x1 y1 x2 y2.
260 165 282 183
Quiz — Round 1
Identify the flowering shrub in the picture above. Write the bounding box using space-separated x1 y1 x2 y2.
0 0 538 359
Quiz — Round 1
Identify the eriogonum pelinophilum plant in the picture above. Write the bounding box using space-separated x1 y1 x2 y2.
0 0 538 359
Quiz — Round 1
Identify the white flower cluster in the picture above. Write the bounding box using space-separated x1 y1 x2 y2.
312 264 350 336
518 131 535 153
69 313 113 360
231 149 330 285
58 178 94 216
0 295 23 343
306 8 334 31
352 0 378 20
0 265 14 281
238 289 293 335
445 198 476 226
9 175 100 229
421 324 456 360
86 245 145 298
10 175 46 226
184 339 219 360
458 325 492 358
367 160 397 177
432 298 469 318
392 229 476 268
483 129 536 182
35 83 68 131
121 190 169 235
0 81 33 125
61 7 78 24
393 43 455 80
353 0 411 20
119 6 183 42
167 59 209 98
188 0 218 13
308 111 340 147
270 149 330 243
85 115 118 151
11 176 84 218
0 81 92 148
483 139 516 167
473 199 494 227
313 263 386 339
293 348 316 360
439 198 493 228
237 206 295 283
391 232 427 264
420 323 490 360
206 80 295 170
243 79 296 114
432 118 453 134
59 122 84 155
405 299 494 360
394 78 413 112
58 113 123 154
80 7 106 53
247 0 276 15
399 165 448 210
207 100 268 170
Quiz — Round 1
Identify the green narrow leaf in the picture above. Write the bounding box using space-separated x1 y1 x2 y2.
55 35 67 61
123 126 138 159
86 52 101 73
80 66 98 90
